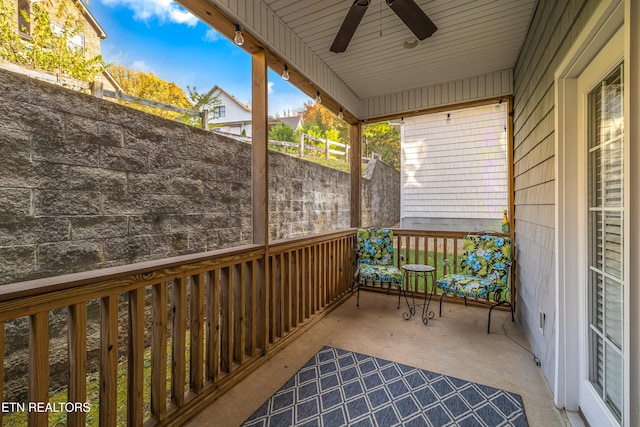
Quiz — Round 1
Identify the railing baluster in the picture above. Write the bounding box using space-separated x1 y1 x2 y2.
100 296 118 427
128 288 145 426
302 247 309 320
68 303 87 427
234 264 245 365
171 278 187 407
454 238 459 273
282 253 290 333
269 257 277 343
206 270 220 382
151 282 168 421
312 245 318 314
29 312 49 426
226 267 235 370
250 260 258 356
190 273 205 393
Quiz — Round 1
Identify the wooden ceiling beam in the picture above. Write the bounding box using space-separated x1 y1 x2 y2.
176 0 359 125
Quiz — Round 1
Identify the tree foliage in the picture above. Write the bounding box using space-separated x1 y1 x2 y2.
0 0 104 82
299 101 400 169
177 85 221 127
268 122 296 142
107 63 192 121
362 121 400 170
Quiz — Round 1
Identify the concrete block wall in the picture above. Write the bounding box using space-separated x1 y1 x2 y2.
0 67 399 286
362 159 401 228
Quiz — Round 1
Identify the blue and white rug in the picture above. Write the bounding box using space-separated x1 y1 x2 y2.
242 346 528 427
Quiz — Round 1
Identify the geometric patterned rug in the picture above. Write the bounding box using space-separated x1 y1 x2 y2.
242 346 529 427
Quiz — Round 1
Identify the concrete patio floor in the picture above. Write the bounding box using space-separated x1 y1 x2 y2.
186 291 568 426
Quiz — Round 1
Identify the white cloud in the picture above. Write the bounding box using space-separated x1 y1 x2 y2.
101 0 199 26
268 81 274 94
131 60 151 72
203 28 221 43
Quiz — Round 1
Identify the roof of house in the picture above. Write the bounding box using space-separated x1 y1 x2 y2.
78 1 107 39
276 115 303 129
206 85 251 112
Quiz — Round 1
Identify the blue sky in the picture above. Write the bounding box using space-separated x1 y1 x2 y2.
86 0 312 116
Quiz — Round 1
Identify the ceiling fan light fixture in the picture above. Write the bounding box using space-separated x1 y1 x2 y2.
402 38 420 49
331 0 436 53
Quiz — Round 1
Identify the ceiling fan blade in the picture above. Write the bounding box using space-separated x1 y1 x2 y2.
330 0 370 53
386 0 437 40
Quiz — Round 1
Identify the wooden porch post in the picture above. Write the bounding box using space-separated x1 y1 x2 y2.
252 48 269 353
350 123 362 228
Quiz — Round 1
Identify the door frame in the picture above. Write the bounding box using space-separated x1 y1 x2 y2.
554 0 628 424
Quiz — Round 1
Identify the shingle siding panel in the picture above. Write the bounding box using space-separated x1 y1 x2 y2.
513 0 598 389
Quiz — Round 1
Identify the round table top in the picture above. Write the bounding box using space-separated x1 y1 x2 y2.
402 264 435 272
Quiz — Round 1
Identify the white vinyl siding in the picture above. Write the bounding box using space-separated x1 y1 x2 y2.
401 103 508 227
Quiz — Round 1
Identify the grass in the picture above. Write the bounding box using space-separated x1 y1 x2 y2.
3 339 180 427
396 248 511 300
395 248 454 292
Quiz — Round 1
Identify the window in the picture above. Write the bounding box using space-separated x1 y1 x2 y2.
18 0 30 36
587 63 624 424
51 22 85 50
213 105 226 119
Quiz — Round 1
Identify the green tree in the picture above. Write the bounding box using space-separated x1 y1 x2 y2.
362 121 400 170
107 64 192 121
268 123 296 142
299 101 400 169
299 101 349 160
0 0 104 82
177 85 221 127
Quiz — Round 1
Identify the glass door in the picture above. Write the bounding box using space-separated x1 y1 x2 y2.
587 63 624 424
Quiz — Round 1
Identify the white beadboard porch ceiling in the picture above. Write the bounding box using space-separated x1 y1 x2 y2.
261 0 536 99
179 0 538 120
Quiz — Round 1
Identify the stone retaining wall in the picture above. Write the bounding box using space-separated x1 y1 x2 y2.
0 66 399 286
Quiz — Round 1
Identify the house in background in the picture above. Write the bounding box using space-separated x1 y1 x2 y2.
205 85 253 136
273 114 304 131
6 0 118 91
205 85 305 137
401 102 509 231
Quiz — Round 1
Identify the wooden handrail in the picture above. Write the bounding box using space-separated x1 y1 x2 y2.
0 244 264 303
0 232 357 426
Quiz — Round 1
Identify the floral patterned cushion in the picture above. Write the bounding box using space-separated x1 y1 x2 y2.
436 234 511 299
355 227 402 286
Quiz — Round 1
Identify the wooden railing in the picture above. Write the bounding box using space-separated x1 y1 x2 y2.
393 229 467 297
0 230 356 426
392 229 514 306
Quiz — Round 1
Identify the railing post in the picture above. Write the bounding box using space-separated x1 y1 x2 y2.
299 132 305 158
91 80 103 98
325 137 329 159
252 48 270 354
201 109 209 130
350 123 362 228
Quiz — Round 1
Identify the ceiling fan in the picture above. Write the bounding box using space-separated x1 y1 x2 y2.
330 0 437 53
